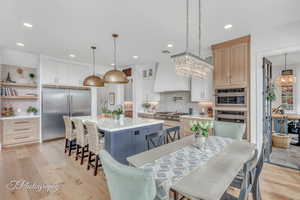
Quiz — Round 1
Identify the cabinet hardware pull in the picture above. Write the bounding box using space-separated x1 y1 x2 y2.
14 121 30 124
14 128 31 132
14 136 30 139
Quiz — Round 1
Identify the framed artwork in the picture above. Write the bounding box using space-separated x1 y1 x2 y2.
142 70 147 78
109 92 115 105
148 68 153 77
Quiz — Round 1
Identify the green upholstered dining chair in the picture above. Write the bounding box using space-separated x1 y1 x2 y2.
99 150 157 200
214 121 246 140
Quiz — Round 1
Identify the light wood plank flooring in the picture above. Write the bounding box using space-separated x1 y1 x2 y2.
0 139 299 200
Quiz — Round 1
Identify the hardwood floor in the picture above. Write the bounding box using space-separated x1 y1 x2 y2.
0 139 299 200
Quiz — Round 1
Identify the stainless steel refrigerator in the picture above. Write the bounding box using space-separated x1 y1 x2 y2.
42 88 91 141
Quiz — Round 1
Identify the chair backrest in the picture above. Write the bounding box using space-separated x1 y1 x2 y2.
146 129 167 150
84 121 103 153
72 118 86 146
214 121 245 140
99 150 156 200
63 116 75 140
166 126 180 142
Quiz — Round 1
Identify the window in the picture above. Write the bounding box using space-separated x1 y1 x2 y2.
281 85 293 111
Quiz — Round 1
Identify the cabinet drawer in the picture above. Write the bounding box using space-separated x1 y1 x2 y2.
3 118 38 129
4 126 38 136
3 131 39 145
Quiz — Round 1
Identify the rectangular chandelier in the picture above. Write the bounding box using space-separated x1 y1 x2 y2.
171 52 213 79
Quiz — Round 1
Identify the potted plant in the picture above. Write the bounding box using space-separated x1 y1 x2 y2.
190 120 213 139
142 102 151 112
112 106 124 120
27 106 38 116
29 73 36 84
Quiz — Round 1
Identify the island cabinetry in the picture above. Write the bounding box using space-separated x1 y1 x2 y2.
104 124 163 164
1 117 40 147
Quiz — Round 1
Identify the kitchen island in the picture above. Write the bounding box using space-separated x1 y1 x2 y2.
73 116 164 164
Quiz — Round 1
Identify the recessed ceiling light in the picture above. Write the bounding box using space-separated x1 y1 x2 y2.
133 56 139 59
224 24 233 29
111 63 115 66
69 54 76 58
23 22 33 28
16 42 24 47
167 44 173 48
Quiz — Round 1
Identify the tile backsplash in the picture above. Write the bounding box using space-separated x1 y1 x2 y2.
157 91 205 114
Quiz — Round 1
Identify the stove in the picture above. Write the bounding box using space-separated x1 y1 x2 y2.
154 112 189 121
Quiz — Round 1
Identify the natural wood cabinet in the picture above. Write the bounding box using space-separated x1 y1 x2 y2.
0 117 40 147
212 35 250 88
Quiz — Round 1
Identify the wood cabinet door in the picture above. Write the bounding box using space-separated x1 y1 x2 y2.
213 47 231 88
230 42 248 86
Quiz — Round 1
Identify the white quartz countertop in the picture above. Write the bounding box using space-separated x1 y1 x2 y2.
72 116 164 132
180 115 214 120
0 115 41 120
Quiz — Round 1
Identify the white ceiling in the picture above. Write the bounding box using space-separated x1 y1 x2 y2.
0 0 300 67
268 51 300 68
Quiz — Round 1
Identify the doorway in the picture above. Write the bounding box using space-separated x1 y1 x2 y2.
263 51 300 170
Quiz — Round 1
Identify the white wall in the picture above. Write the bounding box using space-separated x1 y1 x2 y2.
250 21 300 148
133 63 160 114
0 48 39 68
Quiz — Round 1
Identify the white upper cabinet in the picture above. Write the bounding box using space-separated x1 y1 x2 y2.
154 54 190 93
191 71 213 102
40 56 90 86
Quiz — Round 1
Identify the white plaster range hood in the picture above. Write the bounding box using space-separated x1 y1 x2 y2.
154 53 190 93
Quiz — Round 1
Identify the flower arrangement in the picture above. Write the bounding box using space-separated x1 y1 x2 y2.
142 102 151 112
112 106 124 120
190 120 213 137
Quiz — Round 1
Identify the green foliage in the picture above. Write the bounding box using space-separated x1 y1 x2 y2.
29 73 36 79
112 107 123 116
142 102 151 109
190 120 213 137
27 106 38 114
101 106 111 114
266 83 276 102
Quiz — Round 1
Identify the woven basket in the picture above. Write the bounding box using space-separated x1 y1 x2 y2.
272 133 290 149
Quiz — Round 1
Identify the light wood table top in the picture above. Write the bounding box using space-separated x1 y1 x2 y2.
127 136 256 200
272 114 300 120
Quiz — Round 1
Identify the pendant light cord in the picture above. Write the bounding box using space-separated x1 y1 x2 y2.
113 34 118 70
284 53 287 70
91 46 96 75
186 0 189 52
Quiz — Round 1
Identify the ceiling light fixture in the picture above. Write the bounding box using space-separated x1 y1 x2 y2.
83 46 104 87
23 22 33 28
103 34 129 84
133 55 139 59
224 24 233 29
171 0 213 79
167 44 173 48
16 42 24 47
276 53 296 86
69 54 76 58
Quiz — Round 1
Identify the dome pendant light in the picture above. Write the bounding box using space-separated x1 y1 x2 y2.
103 34 129 84
83 46 104 87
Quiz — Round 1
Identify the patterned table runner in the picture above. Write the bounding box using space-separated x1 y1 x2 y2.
140 136 233 200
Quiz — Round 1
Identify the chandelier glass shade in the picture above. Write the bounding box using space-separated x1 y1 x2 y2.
83 46 104 87
275 53 296 87
171 52 213 79
171 0 213 79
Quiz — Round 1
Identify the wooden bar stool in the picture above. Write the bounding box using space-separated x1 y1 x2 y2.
63 116 77 156
84 121 104 176
72 118 89 165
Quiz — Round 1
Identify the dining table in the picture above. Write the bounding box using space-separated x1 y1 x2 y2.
127 135 256 200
